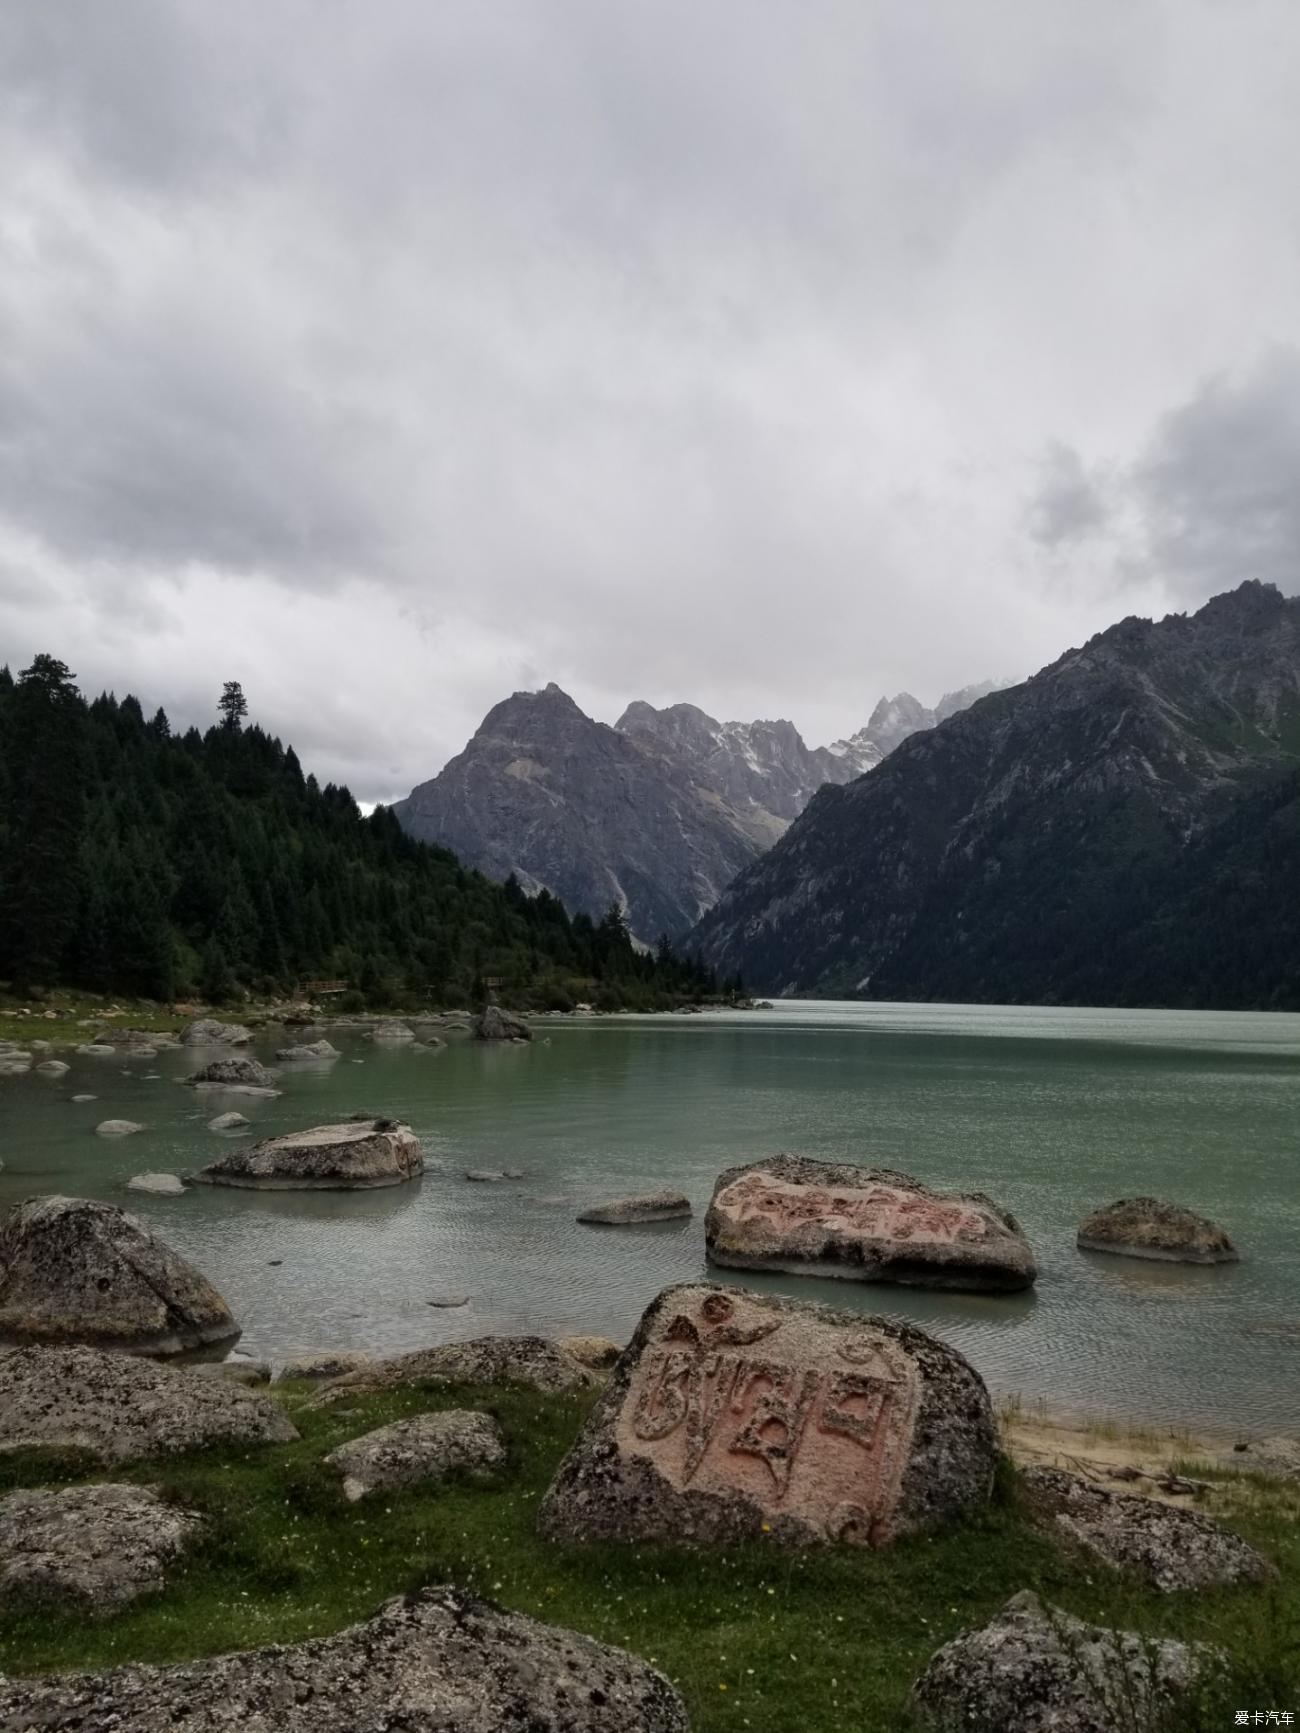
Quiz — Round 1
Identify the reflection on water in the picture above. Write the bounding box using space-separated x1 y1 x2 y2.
1 998 1299 1429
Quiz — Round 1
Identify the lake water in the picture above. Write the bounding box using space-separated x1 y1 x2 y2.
3 1001 1299 1432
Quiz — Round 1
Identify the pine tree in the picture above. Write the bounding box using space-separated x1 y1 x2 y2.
218 681 248 731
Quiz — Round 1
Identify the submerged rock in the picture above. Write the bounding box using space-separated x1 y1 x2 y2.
316 1335 596 1402
0 1483 201 1614
127 1173 187 1196
0 1584 689 1730
207 1110 250 1132
578 1190 692 1225
0 1344 298 1462
1022 1465 1273 1591
181 1018 252 1046
1077 1197 1238 1264
705 1156 1037 1292
474 1005 532 1042
193 1120 424 1190
95 1119 145 1137
188 1056 276 1089
325 1410 506 1501
538 1281 996 1549
35 1059 71 1077
0 1196 237 1354
911 1590 1208 1733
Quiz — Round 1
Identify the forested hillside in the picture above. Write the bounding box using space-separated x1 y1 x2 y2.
0 658 726 1010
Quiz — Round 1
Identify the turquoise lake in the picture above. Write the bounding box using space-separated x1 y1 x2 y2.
2 1000 1298 1431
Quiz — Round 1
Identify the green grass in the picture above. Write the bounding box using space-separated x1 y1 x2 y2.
0 1383 1297 1730
0 991 187 1051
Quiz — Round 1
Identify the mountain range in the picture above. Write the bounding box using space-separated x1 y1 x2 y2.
688 581 1300 1009
394 680 1003 941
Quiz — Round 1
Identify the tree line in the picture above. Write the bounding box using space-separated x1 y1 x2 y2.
0 657 737 1010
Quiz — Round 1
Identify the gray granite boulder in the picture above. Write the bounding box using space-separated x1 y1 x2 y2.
127 1173 187 1196
316 1335 596 1402
1077 1197 1237 1263
1022 1466 1273 1591
182 1018 252 1046
911 1591 1208 1733
559 1334 623 1370
188 1055 276 1089
325 1410 506 1501
0 1057 32 1076
538 1281 996 1549
0 1483 201 1614
35 1059 71 1076
0 1344 298 1462
706 1156 1037 1292
0 1585 689 1730
274 1038 339 1061
193 1120 424 1190
474 1005 532 1041
74 1044 116 1058
0 1196 237 1354
578 1190 692 1225
95 1118 145 1136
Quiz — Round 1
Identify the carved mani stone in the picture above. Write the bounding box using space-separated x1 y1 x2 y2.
537 1283 996 1550
705 1156 1037 1293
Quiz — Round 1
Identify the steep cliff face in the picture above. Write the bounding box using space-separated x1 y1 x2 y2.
393 685 766 942
688 584 1300 1007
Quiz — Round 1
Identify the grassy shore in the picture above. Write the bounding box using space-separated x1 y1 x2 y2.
0 1381 1296 1730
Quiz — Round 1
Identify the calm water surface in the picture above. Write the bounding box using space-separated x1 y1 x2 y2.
3 1000 1298 1430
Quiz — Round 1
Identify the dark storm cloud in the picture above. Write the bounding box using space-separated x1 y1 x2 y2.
1 2 1298 797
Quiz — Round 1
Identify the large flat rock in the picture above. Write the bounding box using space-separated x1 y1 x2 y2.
705 1156 1037 1292
578 1190 692 1225
911 1591 1208 1733
0 1344 299 1462
315 1336 596 1402
192 1120 424 1190
0 1483 201 1614
0 1585 690 1730
0 1196 237 1354
538 1282 996 1549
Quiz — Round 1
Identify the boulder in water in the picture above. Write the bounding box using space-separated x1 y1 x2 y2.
182 1018 252 1046
126 1173 187 1196
0 1585 689 1730
538 1281 997 1549
188 1056 275 1089
274 1038 340 1061
1077 1197 1237 1264
192 1120 424 1190
0 1343 298 1461
705 1156 1037 1292
207 1110 250 1132
578 1190 692 1225
910 1590 1209 1733
0 1196 237 1354
95 1119 145 1136
0 1483 201 1614
370 1020 415 1044
474 1005 532 1041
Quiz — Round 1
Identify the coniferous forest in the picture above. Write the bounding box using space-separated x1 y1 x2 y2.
0 657 729 1009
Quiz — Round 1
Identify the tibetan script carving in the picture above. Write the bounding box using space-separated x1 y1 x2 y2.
716 1171 988 1246
617 1288 920 1543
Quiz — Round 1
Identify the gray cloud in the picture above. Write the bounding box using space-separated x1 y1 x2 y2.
1134 349 1300 597
1 2 1298 797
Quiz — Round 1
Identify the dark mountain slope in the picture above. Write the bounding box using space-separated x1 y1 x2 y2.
688 582 1300 1008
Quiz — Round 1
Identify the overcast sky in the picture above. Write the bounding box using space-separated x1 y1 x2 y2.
2 2 1299 802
